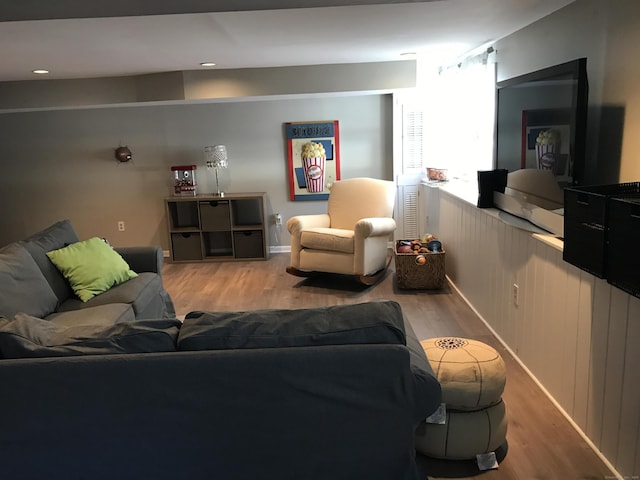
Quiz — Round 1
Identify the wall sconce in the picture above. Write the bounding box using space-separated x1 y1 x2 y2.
114 146 132 163
204 145 229 196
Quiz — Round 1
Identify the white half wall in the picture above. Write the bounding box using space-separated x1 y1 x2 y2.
423 184 640 478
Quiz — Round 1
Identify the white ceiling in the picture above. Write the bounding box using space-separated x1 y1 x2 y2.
0 0 575 82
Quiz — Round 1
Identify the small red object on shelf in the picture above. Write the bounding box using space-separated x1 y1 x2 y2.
171 165 197 196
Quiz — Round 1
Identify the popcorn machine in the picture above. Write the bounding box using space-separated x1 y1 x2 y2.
171 165 197 196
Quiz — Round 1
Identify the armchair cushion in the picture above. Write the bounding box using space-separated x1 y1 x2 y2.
300 228 354 253
328 178 396 229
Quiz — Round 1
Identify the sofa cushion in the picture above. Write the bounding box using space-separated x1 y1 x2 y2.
46 303 135 327
178 300 406 351
0 314 181 359
21 219 80 303
0 243 58 319
46 237 137 302
56 272 162 318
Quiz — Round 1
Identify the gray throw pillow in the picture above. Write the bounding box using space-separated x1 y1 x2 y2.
0 314 181 359
0 243 58 319
178 300 406 351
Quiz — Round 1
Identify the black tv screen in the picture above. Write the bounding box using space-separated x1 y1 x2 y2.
495 58 588 189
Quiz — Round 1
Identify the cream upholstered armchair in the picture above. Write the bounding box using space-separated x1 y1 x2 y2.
286 177 396 285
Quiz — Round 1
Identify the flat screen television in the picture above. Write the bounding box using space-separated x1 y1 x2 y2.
495 58 589 191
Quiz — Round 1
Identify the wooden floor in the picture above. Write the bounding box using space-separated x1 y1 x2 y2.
162 253 616 480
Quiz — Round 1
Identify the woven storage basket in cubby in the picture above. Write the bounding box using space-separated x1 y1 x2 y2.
394 242 445 289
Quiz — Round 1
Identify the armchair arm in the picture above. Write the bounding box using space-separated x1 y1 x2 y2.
286 214 331 234
115 246 164 274
286 214 331 270
354 217 397 238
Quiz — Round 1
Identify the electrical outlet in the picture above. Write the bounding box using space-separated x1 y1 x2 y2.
274 213 283 225
512 283 519 307
118 221 125 232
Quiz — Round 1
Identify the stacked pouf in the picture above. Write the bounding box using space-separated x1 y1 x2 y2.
415 337 507 461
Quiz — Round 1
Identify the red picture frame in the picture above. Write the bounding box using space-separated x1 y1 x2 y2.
285 120 340 201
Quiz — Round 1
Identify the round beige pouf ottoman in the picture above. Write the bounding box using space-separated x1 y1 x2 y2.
415 337 507 460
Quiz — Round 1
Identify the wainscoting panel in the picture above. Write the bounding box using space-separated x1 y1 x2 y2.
423 185 639 478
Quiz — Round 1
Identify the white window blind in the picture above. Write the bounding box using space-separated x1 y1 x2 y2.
402 108 424 172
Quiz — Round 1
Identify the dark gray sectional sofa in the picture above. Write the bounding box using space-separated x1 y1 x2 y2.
0 219 175 327
0 221 441 480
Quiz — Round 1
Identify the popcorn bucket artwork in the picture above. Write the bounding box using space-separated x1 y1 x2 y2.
285 121 341 201
535 129 560 171
301 142 326 193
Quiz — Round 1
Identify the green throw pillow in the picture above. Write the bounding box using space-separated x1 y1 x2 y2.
46 237 137 302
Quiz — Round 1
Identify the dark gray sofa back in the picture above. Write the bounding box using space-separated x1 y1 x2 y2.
179 301 407 350
0 344 433 480
21 219 79 303
0 243 58 318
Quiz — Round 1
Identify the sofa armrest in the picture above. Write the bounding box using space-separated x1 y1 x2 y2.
400 312 442 419
115 246 163 274
354 217 397 238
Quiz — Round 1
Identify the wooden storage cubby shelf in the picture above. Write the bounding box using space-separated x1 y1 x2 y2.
165 193 268 263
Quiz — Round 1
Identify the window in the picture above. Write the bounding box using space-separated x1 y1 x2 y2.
392 49 496 239
405 48 497 181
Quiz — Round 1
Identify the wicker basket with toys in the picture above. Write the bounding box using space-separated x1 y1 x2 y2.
394 234 445 289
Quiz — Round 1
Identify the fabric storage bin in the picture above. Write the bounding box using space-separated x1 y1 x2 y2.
171 233 202 261
606 197 640 299
394 241 445 289
563 182 640 277
200 200 231 231
233 230 264 259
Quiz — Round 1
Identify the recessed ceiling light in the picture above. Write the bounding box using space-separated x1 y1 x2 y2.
199 62 216 67
32 69 49 75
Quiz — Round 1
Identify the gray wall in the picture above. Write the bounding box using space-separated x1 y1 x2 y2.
494 1 640 476
2 0 639 251
495 0 640 186
0 94 392 248
0 60 413 249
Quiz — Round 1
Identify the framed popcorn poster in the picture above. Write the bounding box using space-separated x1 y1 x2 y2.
285 120 340 201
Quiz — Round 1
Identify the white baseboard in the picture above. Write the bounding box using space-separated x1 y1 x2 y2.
167 244 393 257
269 246 291 254
164 247 289 258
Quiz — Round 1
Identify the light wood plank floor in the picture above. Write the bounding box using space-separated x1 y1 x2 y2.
162 253 616 480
